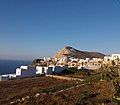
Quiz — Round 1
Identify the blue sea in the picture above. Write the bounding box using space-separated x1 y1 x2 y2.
0 60 31 75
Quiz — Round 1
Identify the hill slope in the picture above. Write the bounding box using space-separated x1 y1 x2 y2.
54 46 105 59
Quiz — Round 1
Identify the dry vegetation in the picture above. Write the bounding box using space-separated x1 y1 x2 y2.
0 76 76 105
8 81 116 105
0 66 120 105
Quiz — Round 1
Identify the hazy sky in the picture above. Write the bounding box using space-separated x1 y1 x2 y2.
0 0 120 60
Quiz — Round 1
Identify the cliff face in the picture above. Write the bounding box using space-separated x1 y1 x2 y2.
54 46 105 59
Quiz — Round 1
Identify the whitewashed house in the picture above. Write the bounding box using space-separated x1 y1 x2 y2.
104 56 111 61
44 67 53 75
92 58 102 62
86 58 90 62
16 66 36 78
104 54 120 61
9 74 17 79
0 74 9 81
36 66 44 75
111 54 120 60
54 58 58 62
20 66 28 70
36 66 53 75
44 57 51 61
58 57 68 63
78 66 83 70
79 59 86 63
69 57 79 62
50 66 65 74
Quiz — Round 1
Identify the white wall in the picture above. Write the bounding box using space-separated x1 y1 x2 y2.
9 74 16 79
36 66 44 74
0 75 9 81
59 57 68 63
104 56 111 61
111 54 120 60
20 66 28 70
44 67 53 74
16 68 21 76
86 58 90 62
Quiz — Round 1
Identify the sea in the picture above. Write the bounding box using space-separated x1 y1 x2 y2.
0 60 31 75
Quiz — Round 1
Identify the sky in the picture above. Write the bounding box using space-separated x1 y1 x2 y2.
0 0 120 60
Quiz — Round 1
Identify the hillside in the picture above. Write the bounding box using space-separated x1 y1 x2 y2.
0 73 118 105
54 46 105 59
0 65 120 105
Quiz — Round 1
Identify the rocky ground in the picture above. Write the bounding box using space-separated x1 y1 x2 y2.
0 67 119 105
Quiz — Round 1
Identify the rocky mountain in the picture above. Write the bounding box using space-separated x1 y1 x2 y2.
54 46 105 59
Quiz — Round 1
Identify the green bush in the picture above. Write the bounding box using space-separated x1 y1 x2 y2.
83 74 101 83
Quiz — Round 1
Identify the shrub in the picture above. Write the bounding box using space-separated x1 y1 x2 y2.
41 83 78 94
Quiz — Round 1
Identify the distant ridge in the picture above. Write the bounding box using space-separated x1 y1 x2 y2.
54 46 105 59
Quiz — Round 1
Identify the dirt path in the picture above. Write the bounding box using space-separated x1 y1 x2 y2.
46 75 84 81
9 75 85 105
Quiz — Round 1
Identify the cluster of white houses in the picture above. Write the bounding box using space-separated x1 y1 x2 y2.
56 56 103 70
0 65 66 81
57 54 120 69
104 54 120 61
1 53 120 81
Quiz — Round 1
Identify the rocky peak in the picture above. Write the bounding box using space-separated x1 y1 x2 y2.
54 46 105 59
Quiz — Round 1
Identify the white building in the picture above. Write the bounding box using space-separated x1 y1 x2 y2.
36 66 53 75
58 57 68 63
78 66 83 70
79 59 86 63
92 58 102 62
16 66 36 78
111 54 120 60
36 66 44 75
50 66 65 74
104 56 111 61
20 66 28 70
44 67 53 75
70 58 79 62
54 58 58 62
44 57 51 61
104 54 120 61
9 74 16 79
0 74 9 81
86 58 90 62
